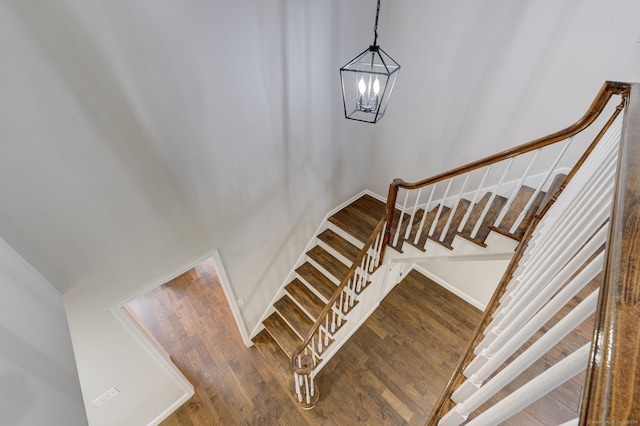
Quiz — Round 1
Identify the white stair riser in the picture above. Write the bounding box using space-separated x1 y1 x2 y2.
306 257 341 286
327 222 365 250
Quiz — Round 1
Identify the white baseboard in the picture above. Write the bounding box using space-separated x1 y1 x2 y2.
111 305 195 426
210 251 252 347
412 264 486 311
147 389 194 426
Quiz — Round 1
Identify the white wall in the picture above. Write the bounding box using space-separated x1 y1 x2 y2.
416 259 510 310
0 0 375 424
7 0 636 423
368 0 640 195
0 237 87 426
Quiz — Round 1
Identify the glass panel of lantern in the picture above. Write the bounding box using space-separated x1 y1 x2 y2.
340 46 400 123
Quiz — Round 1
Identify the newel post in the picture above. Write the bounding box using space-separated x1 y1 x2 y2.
380 180 401 260
292 352 319 410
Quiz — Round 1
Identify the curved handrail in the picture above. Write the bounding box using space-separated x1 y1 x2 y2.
426 82 636 424
291 81 632 410
383 81 630 244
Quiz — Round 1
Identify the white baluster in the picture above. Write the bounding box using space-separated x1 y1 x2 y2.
375 225 386 265
310 374 315 397
356 258 365 293
404 188 423 240
463 344 591 426
304 374 310 404
371 231 382 272
527 137 617 245
364 247 372 280
471 157 515 239
493 149 542 228
426 179 453 245
503 159 615 300
349 277 356 308
414 183 436 245
458 166 492 233
512 174 614 295
509 139 573 233
477 226 607 353
457 288 599 401
330 308 336 333
440 174 471 242
494 185 609 323
530 152 616 253
294 371 302 402
392 190 410 247
324 316 330 346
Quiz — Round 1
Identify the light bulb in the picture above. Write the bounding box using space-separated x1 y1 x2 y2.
373 77 380 95
358 78 366 95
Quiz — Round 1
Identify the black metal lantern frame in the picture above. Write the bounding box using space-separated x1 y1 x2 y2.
340 0 400 123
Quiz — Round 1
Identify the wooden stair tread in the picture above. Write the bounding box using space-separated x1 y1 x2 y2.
285 278 325 320
388 208 426 251
493 186 536 231
459 193 508 245
317 229 360 263
538 173 568 214
401 209 426 243
307 245 350 282
328 194 388 243
296 262 337 301
263 312 301 359
347 193 387 219
413 205 452 249
492 186 545 240
329 209 379 244
251 329 293 381
438 199 472 248
274 295 314 339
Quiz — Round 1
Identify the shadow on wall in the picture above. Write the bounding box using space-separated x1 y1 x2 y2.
0 372 33 425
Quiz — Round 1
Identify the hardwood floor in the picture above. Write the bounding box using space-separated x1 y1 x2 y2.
127 262 481 425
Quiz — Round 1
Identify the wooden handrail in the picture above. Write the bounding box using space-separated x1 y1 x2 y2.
383 81 630 248
426 219 540 425
291 213 388 369
580 83 640 423
397 82 628 191
425 82 638 424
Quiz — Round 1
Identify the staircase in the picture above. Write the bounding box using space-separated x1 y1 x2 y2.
253 194 385 368
250 82 640 422
251 179 559 405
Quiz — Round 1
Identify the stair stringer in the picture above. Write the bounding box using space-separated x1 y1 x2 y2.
251 185 519 354
249 189 377 340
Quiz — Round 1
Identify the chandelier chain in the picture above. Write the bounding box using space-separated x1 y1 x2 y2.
373 0 381 46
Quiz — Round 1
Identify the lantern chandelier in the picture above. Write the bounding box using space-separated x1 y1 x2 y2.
340 0 400 123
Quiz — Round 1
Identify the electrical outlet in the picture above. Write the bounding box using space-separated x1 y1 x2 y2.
237 297 244 306
92 387 119 406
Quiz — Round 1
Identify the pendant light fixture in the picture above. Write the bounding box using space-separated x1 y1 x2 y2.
340 0 400 123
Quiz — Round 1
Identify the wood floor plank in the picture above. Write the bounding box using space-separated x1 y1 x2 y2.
130 260 583 426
